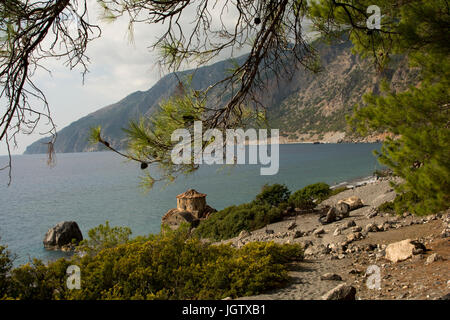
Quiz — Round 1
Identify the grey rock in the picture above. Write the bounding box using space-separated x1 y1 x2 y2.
333 227 343 236
300 240 313 249
320 273 343 281
425 253 444 265
365 223 378 233
345 220 356 228
43 221 83 250
287 221 297 230
346 232 362 243
322 284 356 300
293 230 304 239
238 230 251 240
366 207 378 218
335 202 350 218
313 227 325 236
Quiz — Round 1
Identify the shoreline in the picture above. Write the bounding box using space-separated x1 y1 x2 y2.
18 141 383 156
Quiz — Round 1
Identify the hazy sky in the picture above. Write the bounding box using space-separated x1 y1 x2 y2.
0 4 153 155
0 1 312 156
0 0 250 156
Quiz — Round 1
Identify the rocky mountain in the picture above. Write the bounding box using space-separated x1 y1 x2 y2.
24 38 417 154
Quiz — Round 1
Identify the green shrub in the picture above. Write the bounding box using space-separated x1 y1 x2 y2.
378 201 395 214
254 184 291 206
2 227 303 300
289 182 332 207
329 186 347 197
6 258 71 300
0 244 13 298
194 203 284 241
78 221 132 255
378 191 421 215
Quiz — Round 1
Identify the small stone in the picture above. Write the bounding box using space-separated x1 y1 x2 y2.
313 227 325 236
329 243 339 252
300 240 313 249
365 223 378 233
43 221 83 250
335 202 350 218
364 244 377 251
287 221 297 230
346 220 356 228
238 230 251 239
366 207 378 218
397 293 408 299
320 273 343 281
322 284 356 300
352 226 362 232
425 253 444 265
349 269 362 275
346 233 356 242
411 254 424 261
293 230 303 239
304 247 317 256
265 229 274 235
333 227 342 236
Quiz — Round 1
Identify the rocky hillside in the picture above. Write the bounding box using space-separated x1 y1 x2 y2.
223 179 449 300
25 39 418 154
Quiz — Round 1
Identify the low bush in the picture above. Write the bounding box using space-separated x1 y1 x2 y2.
1 226 303 300
194 203 284 240
378 191 421 215
77 221 132 255
254 184 291 206
289 182 332 207
0 244 13 298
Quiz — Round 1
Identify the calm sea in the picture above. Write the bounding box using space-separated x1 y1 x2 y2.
0 143 382 266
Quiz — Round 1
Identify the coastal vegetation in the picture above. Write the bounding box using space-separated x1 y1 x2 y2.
195 183 344 241
193 203 285 241
0 225 303 300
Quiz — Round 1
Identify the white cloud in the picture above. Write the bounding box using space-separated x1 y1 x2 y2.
1 1 168 155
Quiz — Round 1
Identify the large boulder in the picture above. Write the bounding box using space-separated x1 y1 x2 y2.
385 239 426 263
319 207 336 224
43 221 83 250
338 196 364 210
322 284 356 300
335 202 350 218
